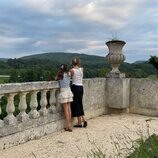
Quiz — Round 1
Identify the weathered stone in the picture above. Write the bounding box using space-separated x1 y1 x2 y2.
105 78 130 109
0 78 157 150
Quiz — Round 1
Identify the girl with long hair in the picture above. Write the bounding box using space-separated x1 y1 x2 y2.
55 64 73 132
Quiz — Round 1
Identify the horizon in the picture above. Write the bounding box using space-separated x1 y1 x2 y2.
0 51 148 64
0 0 158 63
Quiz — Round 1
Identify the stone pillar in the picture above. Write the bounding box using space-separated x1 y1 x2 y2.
105 40 126 78
39 90 48 116
4 93 17 125
0 95 4 127
29 91 40 119
49 89 57 113
105 78 130 112
105 40 130 113
17 92 29 122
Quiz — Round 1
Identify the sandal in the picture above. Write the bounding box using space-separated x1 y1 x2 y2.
64 128 72 132
74 124 82 128
83 121 88 128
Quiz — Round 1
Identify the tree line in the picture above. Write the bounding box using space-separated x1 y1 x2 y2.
0 55 157 83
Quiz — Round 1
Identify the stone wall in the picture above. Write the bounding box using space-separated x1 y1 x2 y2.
0 77 158 149
83 78 108 118
0 78 107 149
129 79 158 116
105 78 130 110
105 77 158 116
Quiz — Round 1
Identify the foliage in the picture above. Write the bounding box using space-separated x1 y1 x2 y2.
87 145 107 158
149 56 158 78
87 134 158 158
120 62 156 78
87 120 158 158
0 76 9 83
0 96 7 119
128 134 158 158
147 75 157 80
0 53 157 83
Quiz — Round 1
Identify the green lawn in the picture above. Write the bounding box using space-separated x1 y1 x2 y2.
0 76 9 83
147 75 157 80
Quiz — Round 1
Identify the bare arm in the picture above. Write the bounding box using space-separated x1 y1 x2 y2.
55 72 61 81
55 75 59 81
70 69 74 77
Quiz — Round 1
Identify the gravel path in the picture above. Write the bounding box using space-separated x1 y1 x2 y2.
1 114 158 158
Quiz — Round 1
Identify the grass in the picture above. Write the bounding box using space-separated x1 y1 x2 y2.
87 120 158 158
0 76 9 83
147 75 157 80
87 145 106 158
128 134 158 158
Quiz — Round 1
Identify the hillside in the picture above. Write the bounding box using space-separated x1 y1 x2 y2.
0 58 8 62
20 52 107 66
0 52 157 83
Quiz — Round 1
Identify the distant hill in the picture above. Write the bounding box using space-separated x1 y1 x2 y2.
0 52 157 81
133 60 147 64
0 58 8 62
20 52 108 66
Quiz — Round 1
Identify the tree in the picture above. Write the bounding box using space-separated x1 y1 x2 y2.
149 56 158 78
9 70 19 83
98 68 110 77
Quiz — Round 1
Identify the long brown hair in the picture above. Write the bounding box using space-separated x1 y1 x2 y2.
56 64 68 80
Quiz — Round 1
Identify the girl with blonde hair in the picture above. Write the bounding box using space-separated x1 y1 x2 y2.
70 58 87 128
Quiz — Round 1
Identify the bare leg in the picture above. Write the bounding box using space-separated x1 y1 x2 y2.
81 116 87 127
62 103 71 130
77 116 82 125
73 116 82 127
82 116 85 122
67 102 72 128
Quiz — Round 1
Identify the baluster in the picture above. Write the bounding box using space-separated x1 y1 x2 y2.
29 91 40 119
49 89 57 113
17 92 29 122
0 95 4 127
55 89 62 112
4 93 17 125
39 90 48 116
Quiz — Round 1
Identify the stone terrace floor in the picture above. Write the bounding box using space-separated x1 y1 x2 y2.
1 114 158 158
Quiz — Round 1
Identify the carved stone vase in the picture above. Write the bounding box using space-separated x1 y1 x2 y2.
105 40 126 77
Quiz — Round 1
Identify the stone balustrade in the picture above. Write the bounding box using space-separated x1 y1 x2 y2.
0 77 158 149
0 78 107 149
0 81 63 149
0 81 59 125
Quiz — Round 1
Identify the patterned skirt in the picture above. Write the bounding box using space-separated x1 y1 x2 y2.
58 87 73 104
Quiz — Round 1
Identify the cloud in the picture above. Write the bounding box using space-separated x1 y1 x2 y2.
18 0 55 15
144 48 158 52
33 40 48 47
0 0 158 63
12 0 140 29
70 0 140 29
0 36 30 48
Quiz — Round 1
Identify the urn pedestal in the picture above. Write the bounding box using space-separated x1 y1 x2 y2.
105 40 129 111
105 40 126 78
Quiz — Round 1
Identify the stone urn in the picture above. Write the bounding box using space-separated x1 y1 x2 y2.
105 40 126 77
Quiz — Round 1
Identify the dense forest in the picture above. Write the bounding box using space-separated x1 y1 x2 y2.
0 52 157 83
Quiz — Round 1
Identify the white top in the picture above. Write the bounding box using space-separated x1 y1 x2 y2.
72 67 83 86
59 73 71 88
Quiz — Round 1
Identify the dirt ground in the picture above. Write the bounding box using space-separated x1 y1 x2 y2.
1 113 158 158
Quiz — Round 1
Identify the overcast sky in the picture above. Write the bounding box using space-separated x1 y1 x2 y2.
0 0 158 63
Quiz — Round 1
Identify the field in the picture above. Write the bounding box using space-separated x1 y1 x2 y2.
0 76 10 83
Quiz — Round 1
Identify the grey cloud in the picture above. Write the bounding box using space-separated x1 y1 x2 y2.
0 0 158 63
